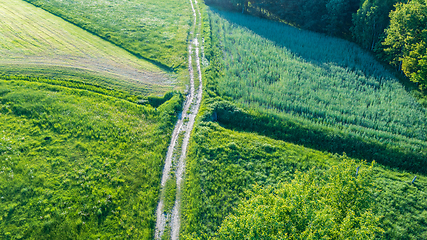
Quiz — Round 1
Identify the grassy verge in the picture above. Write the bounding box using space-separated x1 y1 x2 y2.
0 79 183 239
0 65 169 97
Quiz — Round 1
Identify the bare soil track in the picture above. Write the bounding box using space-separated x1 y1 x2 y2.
154 0 203 239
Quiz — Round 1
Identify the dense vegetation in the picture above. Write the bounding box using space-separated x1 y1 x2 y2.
23 0 192 70
0 79 182 239
217 161 381 239
181 122 427 239
205 8 427 173
205 0 427 90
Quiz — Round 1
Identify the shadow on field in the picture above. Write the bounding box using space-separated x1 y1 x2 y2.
210 7 405 87
204 100 427 175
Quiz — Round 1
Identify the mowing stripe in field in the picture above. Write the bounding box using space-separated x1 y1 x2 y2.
0 0 175 92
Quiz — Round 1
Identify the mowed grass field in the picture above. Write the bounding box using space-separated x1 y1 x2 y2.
0 0 176 96
24 0 192 70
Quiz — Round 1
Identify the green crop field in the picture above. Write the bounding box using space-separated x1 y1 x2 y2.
0 0 177 96
24 0 192 70
0 79 182 239
210 8 426 141
182 121 427 239
205 8 427 172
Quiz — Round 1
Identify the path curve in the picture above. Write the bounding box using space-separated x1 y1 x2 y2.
154 0 203 239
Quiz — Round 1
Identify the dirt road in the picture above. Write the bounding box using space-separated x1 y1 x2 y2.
154 0 203 239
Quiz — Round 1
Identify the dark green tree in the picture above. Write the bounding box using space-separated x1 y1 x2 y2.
383 0 427 88
324 0 359 36
352 0 402 50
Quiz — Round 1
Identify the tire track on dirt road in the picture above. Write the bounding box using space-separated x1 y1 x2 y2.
155 0 203 239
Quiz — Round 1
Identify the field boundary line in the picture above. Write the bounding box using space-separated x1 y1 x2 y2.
21 0 173 73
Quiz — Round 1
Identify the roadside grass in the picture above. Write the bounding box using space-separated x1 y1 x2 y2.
181 121 427 239
0 79 183 239
24 0 192 71
0 0 176 96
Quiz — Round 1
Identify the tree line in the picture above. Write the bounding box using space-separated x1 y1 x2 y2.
205 0 427 89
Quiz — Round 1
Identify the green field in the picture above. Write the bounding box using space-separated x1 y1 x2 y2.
182 122 427 239
210 8 426 141
205 8 427 172
0 79 182 239
0 0 178 96
24 0 192 70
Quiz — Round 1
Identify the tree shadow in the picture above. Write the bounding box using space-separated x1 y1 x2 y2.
209 7 413 90
206 100 427 175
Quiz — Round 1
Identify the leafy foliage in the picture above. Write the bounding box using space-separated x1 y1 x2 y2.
0 79 182 239
351 0 403 51
383 0 427 89
217 161 382 240
182 122 332 238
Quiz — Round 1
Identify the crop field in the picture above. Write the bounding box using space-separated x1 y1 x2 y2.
0 79 182 239
206 8 427 170
0 0 175 96
24 0 192 70
182 122 427 239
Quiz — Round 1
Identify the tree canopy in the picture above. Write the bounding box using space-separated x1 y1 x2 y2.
383 0 427 88
217 161 383 239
